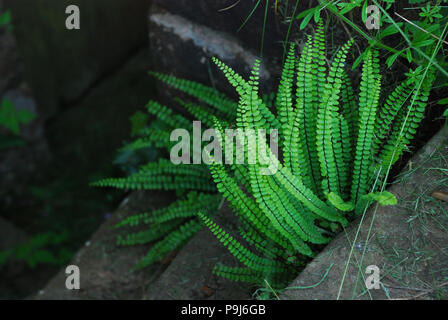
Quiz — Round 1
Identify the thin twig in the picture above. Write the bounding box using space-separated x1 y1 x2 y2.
218 0 241 12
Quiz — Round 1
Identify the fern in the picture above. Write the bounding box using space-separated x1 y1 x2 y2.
195 24 435 289
133 219 203 269
92 73 231 270
94 22 435 290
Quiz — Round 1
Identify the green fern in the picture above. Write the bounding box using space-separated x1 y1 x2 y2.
94 21 435 289
196 21 435 289
92 71 232 269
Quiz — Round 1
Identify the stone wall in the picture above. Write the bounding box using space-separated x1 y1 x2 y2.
4 0 151 117
148 1 308 109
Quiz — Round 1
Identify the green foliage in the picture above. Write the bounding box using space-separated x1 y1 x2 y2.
0 98 35 134
196 21 435 289
0 9 12 31
0 232 72 268
95 20 435 288
111 190 220 269
129 111 149 137
0 98 36 150
294 0 447 76
438 97 448 118
92 70 234 269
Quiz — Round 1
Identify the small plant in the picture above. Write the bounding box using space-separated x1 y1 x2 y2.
0 98 35 149
95 21 435 289
0 232 72 268
0 9 12 32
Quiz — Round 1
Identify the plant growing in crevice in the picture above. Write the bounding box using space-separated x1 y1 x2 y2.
195 21 435 289
94 21 435 289
0 98 35 150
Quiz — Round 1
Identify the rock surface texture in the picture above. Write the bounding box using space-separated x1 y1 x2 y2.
33 191 171 300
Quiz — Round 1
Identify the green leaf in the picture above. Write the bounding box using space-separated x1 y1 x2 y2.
386 50 402 68
364 191 398 206
129 111 149 136
413 39 435 48
0 10 11 27
296 8 315 20
300 10 315 30
326 192 355 212
16 109 36 124
313 7 321 23
0 98 19 134
361 0 368 23
0 98 35 134
352 48 369 69
437 97 448 105
377 23 402 40
405 48 412 63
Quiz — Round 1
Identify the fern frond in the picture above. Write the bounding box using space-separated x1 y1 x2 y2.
350 50 381 203
91 160 215 192
276 42 296 126
117 219 184 246
340 69 358 144
372 79 414 154
212 265 265 284
209 161 294 252
122 130 172 151
197 212 292 274
149 71 237 118
175 98 223 127
134 219 203 269
146 100 191 129
214 58 280 130
316 38 354 195
376 67 435 171
148 192 220 224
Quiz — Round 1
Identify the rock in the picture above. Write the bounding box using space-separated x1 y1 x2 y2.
32 191 172 300
152 0 308 59
146 202 253 300
0 217 30 299
281 126 448 300
148 5 269 108
147 2 307 114
0 82 52 207
0 216 28 252
45 48 154 174
4 0 151 117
